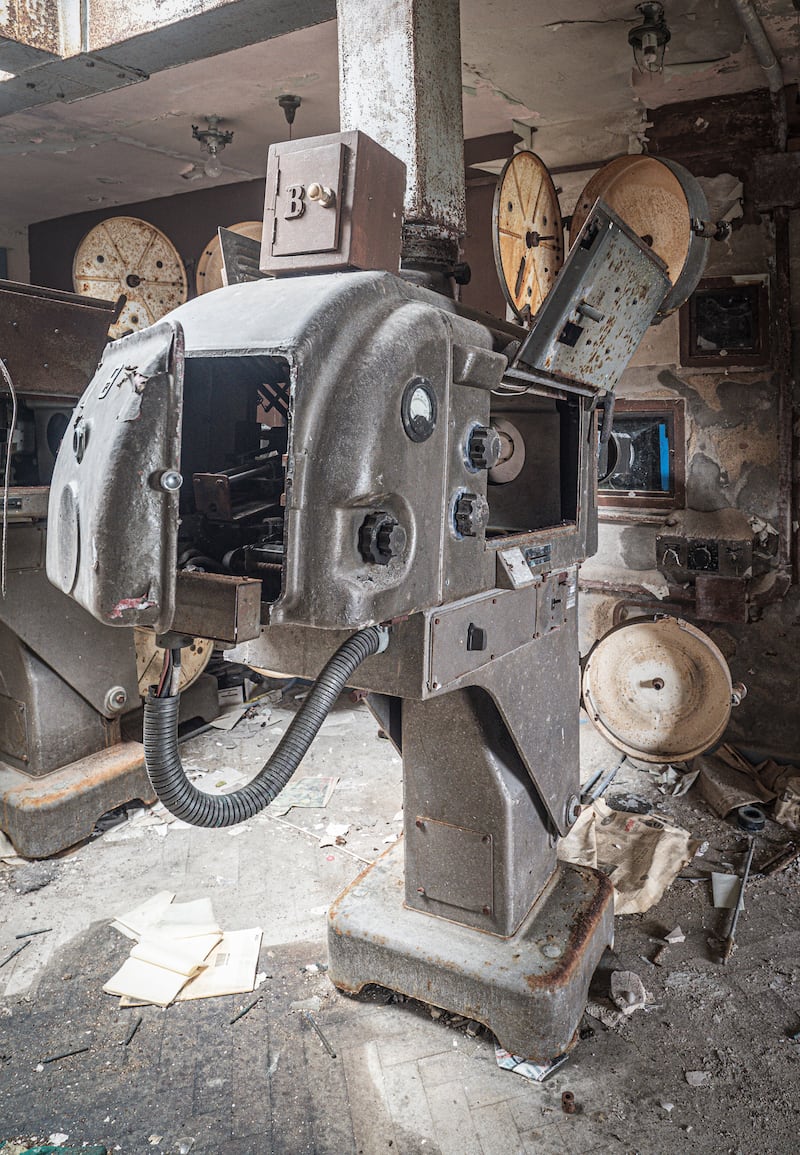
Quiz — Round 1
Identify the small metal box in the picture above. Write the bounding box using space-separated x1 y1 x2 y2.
260 130 406 276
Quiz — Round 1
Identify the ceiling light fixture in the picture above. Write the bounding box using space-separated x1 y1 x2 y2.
192 114 234 179
278 94 301 139
628 2 671 74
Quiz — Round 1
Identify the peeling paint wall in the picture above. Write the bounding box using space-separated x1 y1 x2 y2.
579 91 800 761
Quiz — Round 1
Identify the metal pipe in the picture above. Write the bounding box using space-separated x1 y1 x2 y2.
337 0 466 267
729 0 787 150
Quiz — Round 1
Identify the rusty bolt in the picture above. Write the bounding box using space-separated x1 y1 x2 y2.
482 905 491 916
104 685 128 714
415 819 426 830
416 886 425 895
562 1091 576 1114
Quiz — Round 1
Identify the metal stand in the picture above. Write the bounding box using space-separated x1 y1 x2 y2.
328 668 615 1061
328 842 613 1061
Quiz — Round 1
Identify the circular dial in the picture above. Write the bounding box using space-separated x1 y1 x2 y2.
582 615 733 763
195 220 263 295
73 216 188 339
134 629 213 698
492 151 564 323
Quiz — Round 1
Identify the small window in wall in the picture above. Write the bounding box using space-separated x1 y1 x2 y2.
597 398 685 512
680 277 769 368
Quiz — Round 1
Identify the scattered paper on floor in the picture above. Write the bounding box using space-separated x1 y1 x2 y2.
268 775 339 815
694 746 774 817
107 893 261 1007
494 1044 568 1081
111 891 176 940
558 798 698 915
176 927 263 1000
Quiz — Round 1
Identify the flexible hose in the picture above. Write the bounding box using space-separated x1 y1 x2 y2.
143 625 385 827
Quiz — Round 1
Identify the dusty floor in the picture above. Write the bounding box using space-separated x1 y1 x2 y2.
0 694 799 1155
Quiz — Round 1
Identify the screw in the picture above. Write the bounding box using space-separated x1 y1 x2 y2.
159 470 183 492
562 1091 576 1115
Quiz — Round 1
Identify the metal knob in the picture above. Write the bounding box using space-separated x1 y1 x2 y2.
454 492 489 538
307 182 336 208
359 512 406 565
467 425 502 471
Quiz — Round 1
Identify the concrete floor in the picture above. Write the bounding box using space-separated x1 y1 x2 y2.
1 694 799 1154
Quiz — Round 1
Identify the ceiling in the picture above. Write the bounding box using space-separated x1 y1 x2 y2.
0 0 797 229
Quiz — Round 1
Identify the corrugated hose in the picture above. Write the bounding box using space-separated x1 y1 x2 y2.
143 625 387 828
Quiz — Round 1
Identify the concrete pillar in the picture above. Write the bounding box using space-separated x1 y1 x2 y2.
337 0 466 269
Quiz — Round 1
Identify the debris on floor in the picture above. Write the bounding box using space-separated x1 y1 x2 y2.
694 744 800 829
104 893 262 1007
711 871 743 908
610 969 650 1015
9 863 58 895
558 798 698 914
267 774 339 815
494 1044 568 1081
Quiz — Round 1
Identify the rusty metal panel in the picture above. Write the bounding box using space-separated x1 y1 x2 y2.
0 279 119 397
171 570 262 645
516 202 671 393
0 740 152 859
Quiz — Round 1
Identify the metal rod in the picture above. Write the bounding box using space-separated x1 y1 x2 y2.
230 996 262 1025
722 836 756 963
302 1010 337 1058
15 928 52 939
0 940 30 969
123 1015 143 1046
583 756 626 804
40 1045 91 1065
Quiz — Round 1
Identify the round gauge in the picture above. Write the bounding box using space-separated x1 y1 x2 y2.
582 615 733 763
134 629 213 697
401 377 437 442
492 151 564 324
196 220 263 295
569 156 709 316
72 216 188 339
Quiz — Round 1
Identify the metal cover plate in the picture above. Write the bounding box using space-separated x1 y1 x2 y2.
428 585 538 689
271 142 345 257
414 818 493 914
516 200 671 393
46 320 184 634
582 615 732 762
